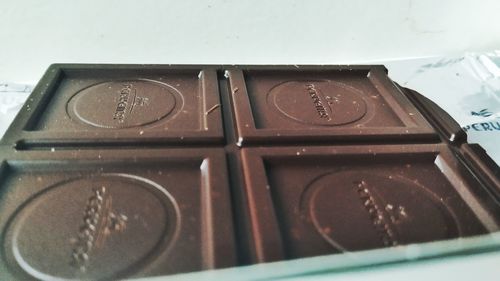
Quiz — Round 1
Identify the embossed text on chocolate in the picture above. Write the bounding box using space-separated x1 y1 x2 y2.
70 186 128 272
354 181 398 246
113 84 132 122
305 84 330 120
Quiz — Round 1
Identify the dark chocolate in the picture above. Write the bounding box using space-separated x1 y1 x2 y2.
236 144 499 262
0 148 236 280
1 65 224 148
400 86 467 143
225 66 437 145
0 64 499 280
460 144 500 200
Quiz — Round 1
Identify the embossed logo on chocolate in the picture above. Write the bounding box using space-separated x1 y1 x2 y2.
4 174 180 280
70 186 129 272
300 171 460 251
67 80 180 129
268 81 368 126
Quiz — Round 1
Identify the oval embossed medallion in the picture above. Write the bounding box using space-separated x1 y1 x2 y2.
4 174 179 280
67 80 179 129
300 171 459 251
268 80 368 126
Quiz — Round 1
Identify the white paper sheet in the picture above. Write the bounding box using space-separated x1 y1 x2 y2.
0 82 32 137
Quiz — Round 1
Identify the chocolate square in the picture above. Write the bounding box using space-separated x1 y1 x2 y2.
238 144 499 262
2 65 224 148
226 66 437 145
0 148 235 279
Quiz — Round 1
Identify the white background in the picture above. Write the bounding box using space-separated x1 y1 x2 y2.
1 0 500 83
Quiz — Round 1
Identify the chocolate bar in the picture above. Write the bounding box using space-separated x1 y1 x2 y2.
0 64 498 280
